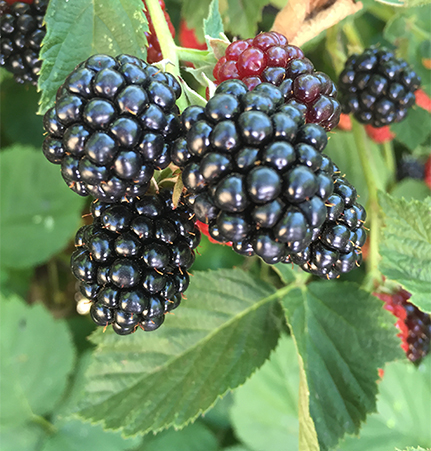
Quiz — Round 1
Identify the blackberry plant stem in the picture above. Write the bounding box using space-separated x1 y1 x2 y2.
342 22 364 53
326 26 346 74
351 118 383 291
145 0 188 111
32 414 57 435
176 47 216 65
382 140 396 188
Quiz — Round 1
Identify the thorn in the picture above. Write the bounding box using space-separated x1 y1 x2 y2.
81 213 92 218
181 293 187 299
187 271 194 276
363 226 370 231
103 322 108 333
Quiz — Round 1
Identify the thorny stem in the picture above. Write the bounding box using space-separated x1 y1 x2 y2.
145 0 188 111
351 119 383 291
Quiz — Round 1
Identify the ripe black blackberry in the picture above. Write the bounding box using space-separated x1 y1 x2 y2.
71 189 201 335
212 31 341 131
397 154 425 181
172 80 366 277
339 47 421 127
0 0 47 85
43 54 182 201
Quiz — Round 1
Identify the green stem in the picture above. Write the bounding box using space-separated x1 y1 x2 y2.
32 414 57 435
382 140 396 189
176 47 215 65
326 26 346 74
145 0 188 111
342 22 364 53
351 119 383 291
367 4 394 23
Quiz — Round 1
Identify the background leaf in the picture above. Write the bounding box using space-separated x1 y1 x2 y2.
73 269 284 436
230 335 300 451
378 192 431 313
338 357 431 450
224 0 268 38
203 0 224 42
0 294 75 429
282 282 403 451
390 107 431 150
0 146 86 269
38 0 148 114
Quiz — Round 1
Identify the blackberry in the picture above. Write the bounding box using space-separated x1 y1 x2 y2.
376 289 431 364
143 0 175 64
397 154 425 181
172 80 366 276
212 32 341 131
339 47 421 127
71 189 201 334
0 0 47 85
43 54 182 201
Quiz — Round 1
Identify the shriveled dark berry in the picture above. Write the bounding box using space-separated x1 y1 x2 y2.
43 53 182 202
71 188 200 334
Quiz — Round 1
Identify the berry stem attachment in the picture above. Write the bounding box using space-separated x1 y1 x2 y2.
145 0 188 111
351 118 383 291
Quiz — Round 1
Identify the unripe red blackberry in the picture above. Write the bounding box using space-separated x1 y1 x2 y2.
172 80 366 277
71 189 201 335
0 0 47 85
43 54 182 201
212 32 341 131
143 0 175 64
376 289 431 364
339 47 421 127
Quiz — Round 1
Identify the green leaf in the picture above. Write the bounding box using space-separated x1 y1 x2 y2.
38 0 148 114
203 0 224 42
0 79 44 148
224 0 268 38
182 0 213 41
405 0 431 5
324 131 390 206
0 145 86 269
378 192 431 313
73 269 285 436
0 423 46 451
338 357 431 450
0 266 34 299
40 419 140 451
375 0 405 6
391 179 431 202
138 422 219 451
0 294 75 427
230 335 300 451
282 282 403 451
390 107 431 150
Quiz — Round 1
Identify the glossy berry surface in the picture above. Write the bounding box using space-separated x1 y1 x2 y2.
339 47 421 127
0 0 47 85
143 0 175 64
212 32 341 131
375 289 431 363
173 80 366 277
71 189 200 335
43 53 182 201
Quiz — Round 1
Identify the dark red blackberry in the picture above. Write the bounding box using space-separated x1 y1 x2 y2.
71 188 201 335
0 0 47 85
375 289 431 364
143 0 175 64
43 54 182 201
172 80 366 276
339 47 421 127
212 32 341 131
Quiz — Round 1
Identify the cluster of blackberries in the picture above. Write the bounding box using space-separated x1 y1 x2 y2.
339 47 421 127
143 0 175 64
43 54 182 202
0 0 47 85
212 32 341 131
71 189 200 335
376 289 431 363
171 79 366 279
